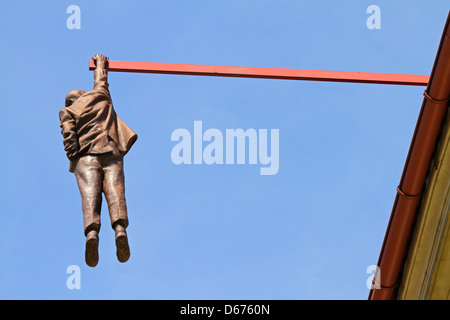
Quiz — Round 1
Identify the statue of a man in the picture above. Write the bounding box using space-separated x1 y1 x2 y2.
59 54 138 267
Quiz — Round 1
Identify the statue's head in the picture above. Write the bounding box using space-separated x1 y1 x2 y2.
65 89 85 107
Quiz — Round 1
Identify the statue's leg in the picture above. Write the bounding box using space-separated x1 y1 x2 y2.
102 154 130 263
102 155 128 229
74 155 103 267
74 155 104 234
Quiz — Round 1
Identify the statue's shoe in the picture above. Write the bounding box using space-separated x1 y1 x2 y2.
115 229 130 263
116 229 130 262
85 231 99 267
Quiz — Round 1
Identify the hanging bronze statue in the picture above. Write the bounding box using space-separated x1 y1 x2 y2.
59 54 138 267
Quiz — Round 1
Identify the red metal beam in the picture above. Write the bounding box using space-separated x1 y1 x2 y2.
89 60 429 86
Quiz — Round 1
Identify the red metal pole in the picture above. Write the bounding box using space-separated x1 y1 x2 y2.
89 60 429 86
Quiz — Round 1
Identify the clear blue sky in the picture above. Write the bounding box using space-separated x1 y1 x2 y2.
0 1 448 300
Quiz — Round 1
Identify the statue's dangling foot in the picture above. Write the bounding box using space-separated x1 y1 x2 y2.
85 230 99 267
115 224 130 263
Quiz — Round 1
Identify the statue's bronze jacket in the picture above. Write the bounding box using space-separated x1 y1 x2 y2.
59 73 138 172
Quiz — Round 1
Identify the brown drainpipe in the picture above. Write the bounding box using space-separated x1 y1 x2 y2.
369 10 450 300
